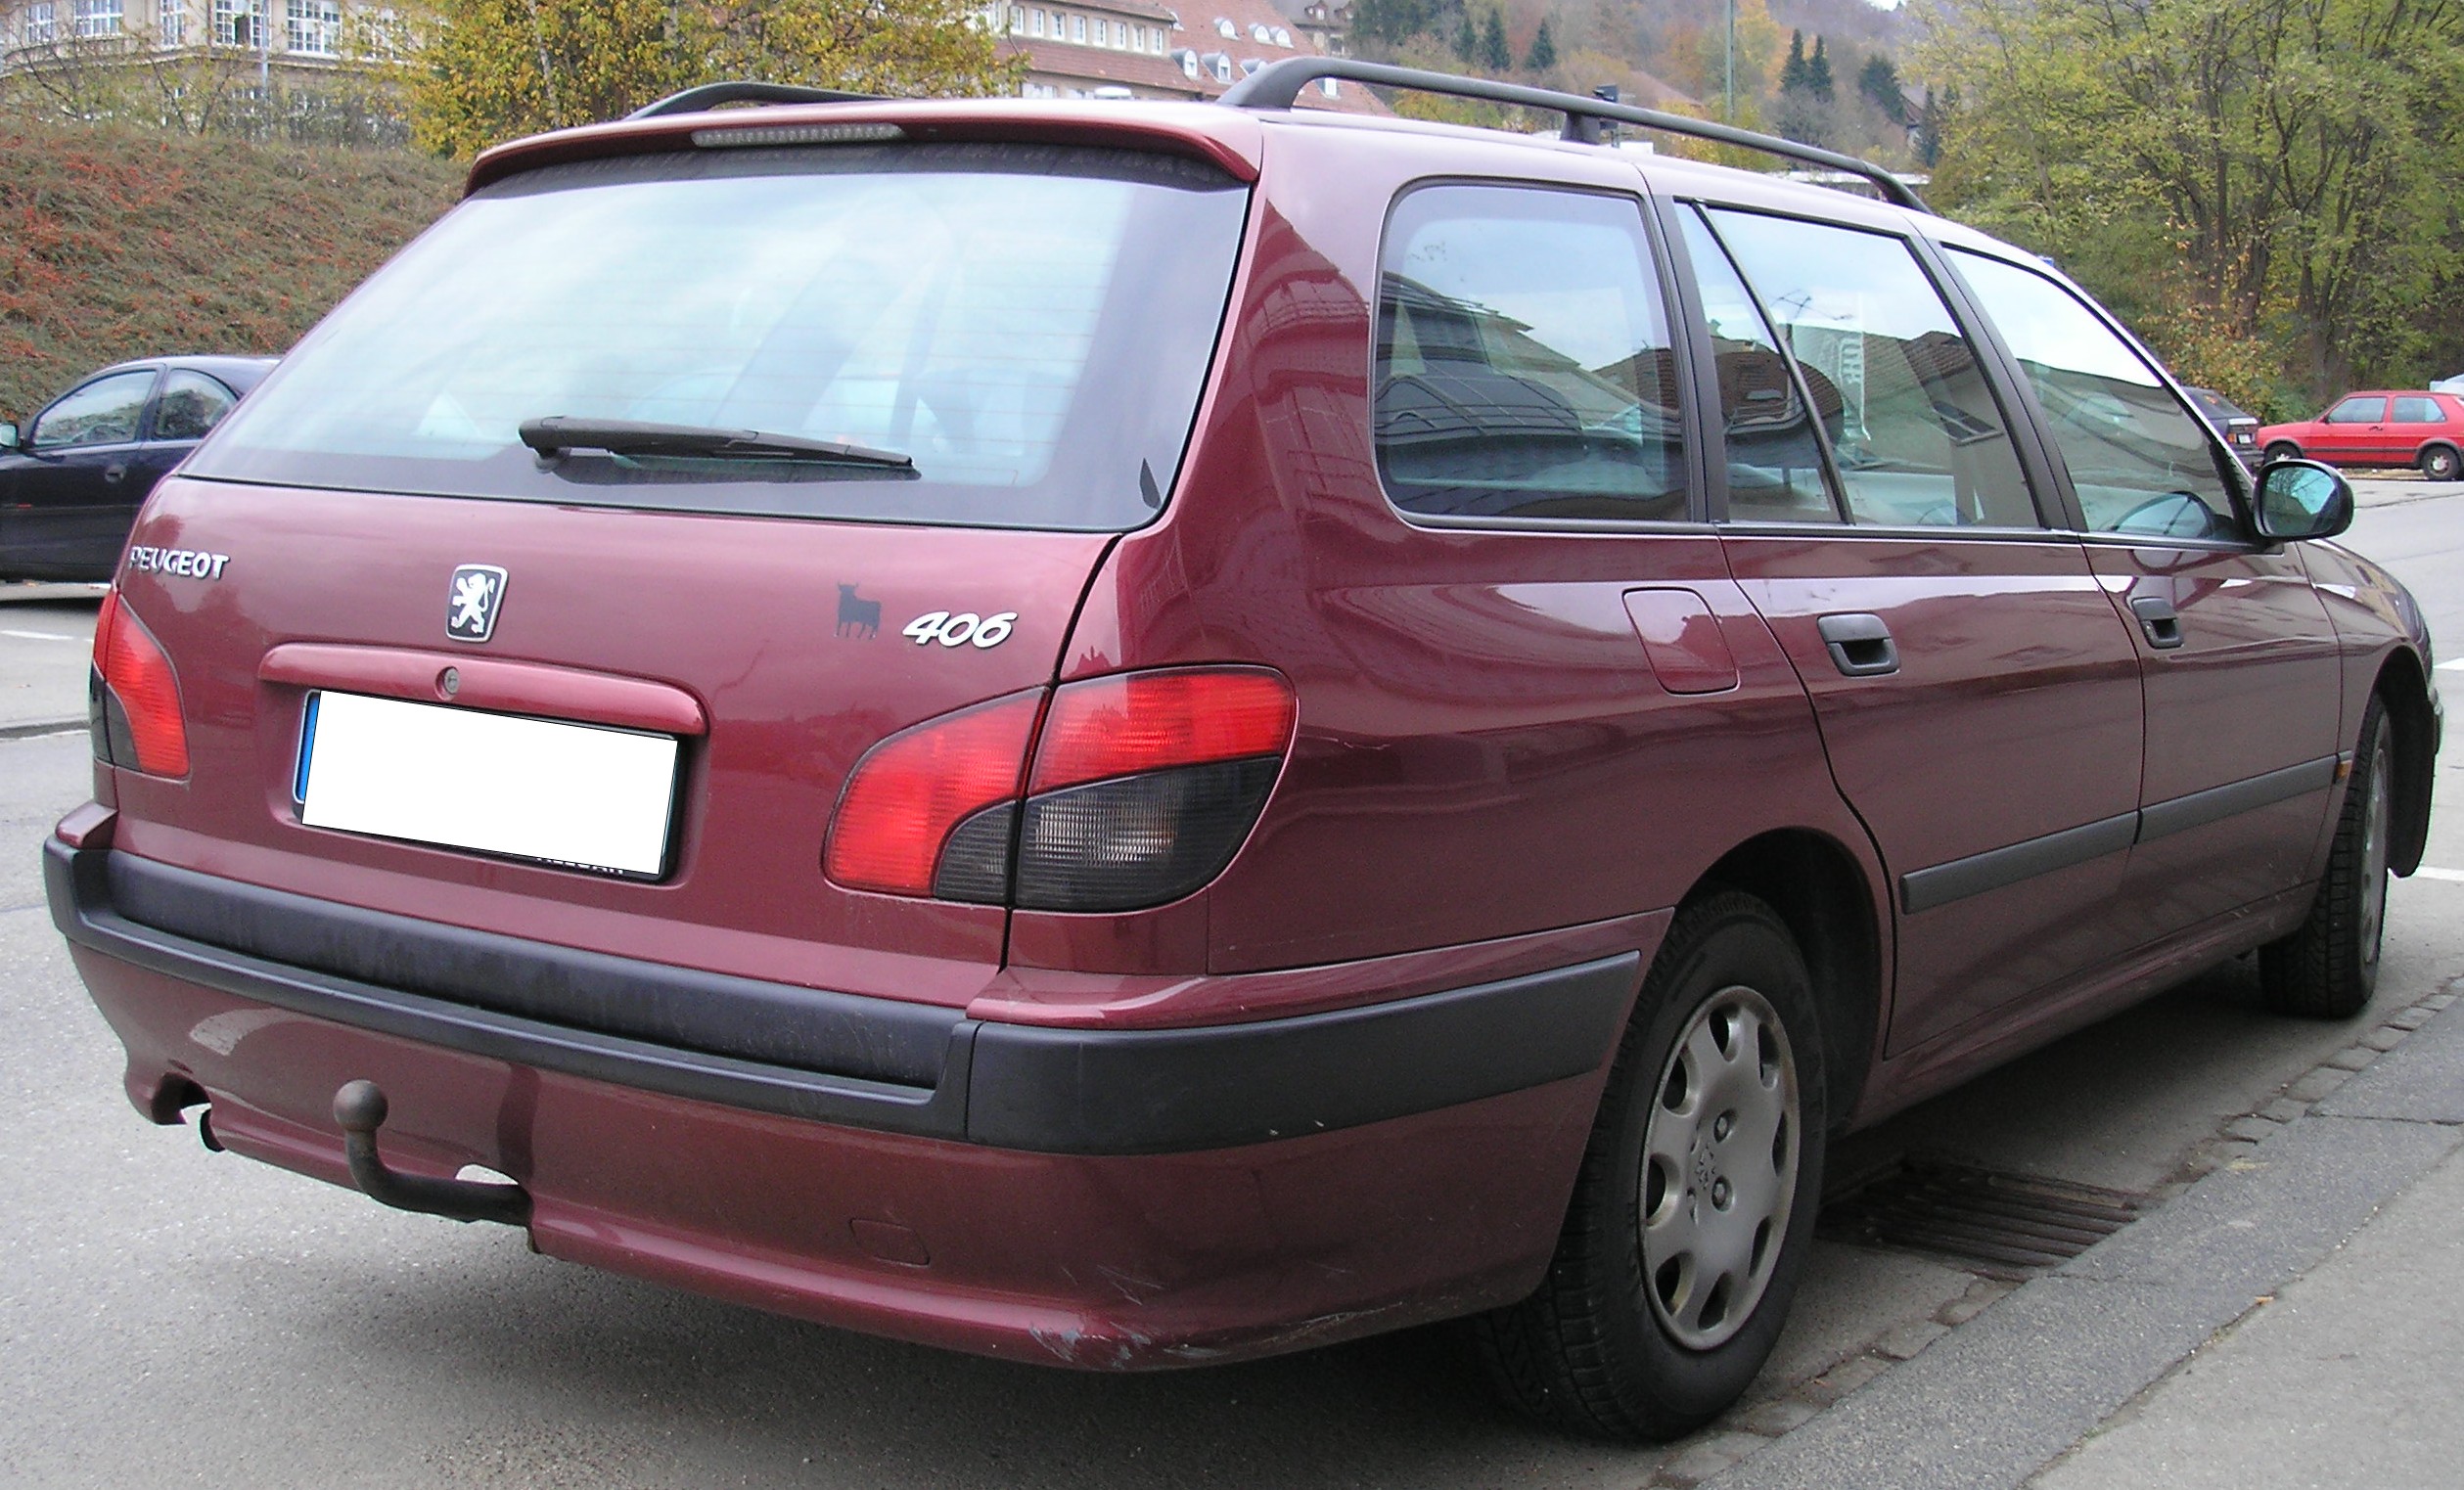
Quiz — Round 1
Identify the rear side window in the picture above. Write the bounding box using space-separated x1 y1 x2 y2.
1947 249 2238 540
1702 208 2039 529
2392 396 2441 424
188 144 1249 532
152 371 239 442
1375 185 1688 522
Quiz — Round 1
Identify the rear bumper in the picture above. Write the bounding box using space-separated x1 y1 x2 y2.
47 830 1650 1366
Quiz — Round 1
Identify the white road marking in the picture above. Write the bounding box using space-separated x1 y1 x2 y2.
0 629 74 642
2413 867 2464 883
2438 658 2464 672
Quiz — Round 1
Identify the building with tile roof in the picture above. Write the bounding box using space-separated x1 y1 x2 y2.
989 0 1383 112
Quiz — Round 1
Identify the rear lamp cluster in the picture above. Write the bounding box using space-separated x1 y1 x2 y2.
825 667 1296 913
88 590 191 778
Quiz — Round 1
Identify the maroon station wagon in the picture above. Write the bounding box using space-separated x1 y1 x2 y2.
47 62 2441 1437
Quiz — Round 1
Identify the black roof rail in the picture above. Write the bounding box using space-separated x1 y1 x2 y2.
1217 57 1929 214
627 81 884 120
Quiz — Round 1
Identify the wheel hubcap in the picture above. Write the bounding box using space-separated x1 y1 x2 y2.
1639 985 1800 1350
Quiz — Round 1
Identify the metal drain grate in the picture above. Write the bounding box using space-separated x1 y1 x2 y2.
1820 1157 2144 1276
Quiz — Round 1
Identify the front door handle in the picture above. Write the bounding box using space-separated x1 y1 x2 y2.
2128 594 2185 650
103 463 127 483
1817 612 1899 676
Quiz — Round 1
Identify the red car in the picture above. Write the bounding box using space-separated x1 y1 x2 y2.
2257 389 2464 479
45 64 2441 1438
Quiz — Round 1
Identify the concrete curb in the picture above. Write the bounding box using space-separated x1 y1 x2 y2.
1667 980 2464 1490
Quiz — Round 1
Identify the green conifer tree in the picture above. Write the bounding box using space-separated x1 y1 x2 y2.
1525 16 1556 72
1479 8 1512 73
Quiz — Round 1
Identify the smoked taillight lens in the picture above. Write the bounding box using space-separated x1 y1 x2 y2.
1015 669 1294 911
821 668 1296 911
88 589 191 778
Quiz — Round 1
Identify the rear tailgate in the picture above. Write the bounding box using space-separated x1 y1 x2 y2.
107 474 1110 1007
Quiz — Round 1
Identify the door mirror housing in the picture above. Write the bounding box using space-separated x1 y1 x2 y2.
0 421 17 452
2252 458 2353 541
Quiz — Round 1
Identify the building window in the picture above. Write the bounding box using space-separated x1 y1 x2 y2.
23 0 56 40
210 0 250 45
1029 7 1042 33
71 0 120 35
1070 13 1084 39
285 0 337 53
1007 4 1021 29
159 0 184 43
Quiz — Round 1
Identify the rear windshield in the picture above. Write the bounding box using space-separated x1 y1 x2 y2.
188 142 1250 531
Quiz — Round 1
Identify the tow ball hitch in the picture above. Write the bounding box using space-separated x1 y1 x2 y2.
332 1080 532 1227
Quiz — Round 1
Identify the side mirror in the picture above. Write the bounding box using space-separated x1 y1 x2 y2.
2252 458 2352 541
0 422 17 452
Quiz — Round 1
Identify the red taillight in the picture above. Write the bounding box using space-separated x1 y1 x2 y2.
823 668 1297 911
91 591 190 778
823 691 1042 897
1028 669 1298 792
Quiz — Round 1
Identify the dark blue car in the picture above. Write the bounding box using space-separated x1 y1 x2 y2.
1 355 276 581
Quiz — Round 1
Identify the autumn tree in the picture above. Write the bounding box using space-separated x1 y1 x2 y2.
1917 0 2464 401
401 0 1023 159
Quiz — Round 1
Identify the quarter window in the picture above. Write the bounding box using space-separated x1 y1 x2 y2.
1678 206 1841 523
1702 208 2040 529
1375 185 1688 522
30 371 156 452
1948 248 2238 540
2325 396 2385 424
2392 396 2441 424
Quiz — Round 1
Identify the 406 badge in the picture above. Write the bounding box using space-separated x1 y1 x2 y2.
902 610 1018 650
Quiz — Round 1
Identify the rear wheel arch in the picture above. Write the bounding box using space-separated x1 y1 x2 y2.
2373 650 2437 877
1687 830 1882 1131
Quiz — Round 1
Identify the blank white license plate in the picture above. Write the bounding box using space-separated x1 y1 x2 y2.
297 692 680 878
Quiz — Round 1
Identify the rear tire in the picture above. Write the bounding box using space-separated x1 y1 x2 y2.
2260 699 2393 1018
2421 445 2462 482
1474 891 1827 1439
2264 441 2303 464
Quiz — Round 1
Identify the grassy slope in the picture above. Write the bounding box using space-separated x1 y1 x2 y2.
0 119 463 422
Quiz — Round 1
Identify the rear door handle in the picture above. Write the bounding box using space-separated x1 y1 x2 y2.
2128 594 2185 650
1816 612 1899 676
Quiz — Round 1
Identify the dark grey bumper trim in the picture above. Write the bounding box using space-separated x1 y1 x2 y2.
46 841 1641 1154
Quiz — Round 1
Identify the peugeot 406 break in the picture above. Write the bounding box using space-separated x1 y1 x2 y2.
46 63 2440 1437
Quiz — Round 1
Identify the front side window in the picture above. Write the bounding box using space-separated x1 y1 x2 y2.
189 145 1249 533
151 370 239 442
1375 185 1688 522
1703 208 2039 529
2325 395 2386 425
2392 395 2441 424
1678 206 1841 523
1948 248 2238 540
30 370 156 451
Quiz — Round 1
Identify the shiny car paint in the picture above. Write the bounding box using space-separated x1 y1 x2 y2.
2257 389 2464 470
49 99 2442 1372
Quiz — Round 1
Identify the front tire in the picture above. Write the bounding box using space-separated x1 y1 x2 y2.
1475 891 1827 1439
2260 699 2393 1017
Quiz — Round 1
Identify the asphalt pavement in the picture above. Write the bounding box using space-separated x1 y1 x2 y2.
2 477 2461 1486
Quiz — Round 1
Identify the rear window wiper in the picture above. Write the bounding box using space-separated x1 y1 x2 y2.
519 417 914 470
